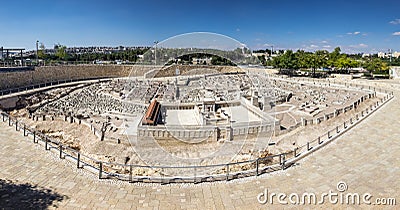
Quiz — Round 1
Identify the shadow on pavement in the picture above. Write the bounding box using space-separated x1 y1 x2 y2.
0 179 68 209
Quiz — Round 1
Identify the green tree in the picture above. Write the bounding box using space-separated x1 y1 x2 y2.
274 50 298 75
315 50 329 68
329 47 341 64
336 57 351 70
295 50 311 69
363 58 389 74
349 59 360 68
37 43 46 59
54 44 67 60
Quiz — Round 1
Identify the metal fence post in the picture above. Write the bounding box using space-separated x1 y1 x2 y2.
129 165 133 183
336 126 339 133
99 162 103 179
9 117 11 126
59 145 63 159
23 124 26 136
194 166 198 184
256 159 259 176
226 164 229 181
33 131 37 143
15 120 18 131
77 153 81 168
161 167 164 183
281 155 286 170
307 142 310 151
45 137 49 150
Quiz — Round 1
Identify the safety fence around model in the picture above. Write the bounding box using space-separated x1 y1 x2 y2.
0 90 394 183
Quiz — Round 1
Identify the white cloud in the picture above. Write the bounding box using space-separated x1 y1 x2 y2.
349 43 368 48
392 32 400 36
236 28 240 32
347 31 361 35
310 44 318 48
321 40 329 44
323 45 331 48
389 19 400 25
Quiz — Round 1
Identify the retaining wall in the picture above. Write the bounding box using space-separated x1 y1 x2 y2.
0 65 156 90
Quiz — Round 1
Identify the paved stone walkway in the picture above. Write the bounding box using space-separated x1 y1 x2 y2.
0 80 399 209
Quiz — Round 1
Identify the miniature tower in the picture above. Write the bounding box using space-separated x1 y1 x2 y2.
251 89 259 107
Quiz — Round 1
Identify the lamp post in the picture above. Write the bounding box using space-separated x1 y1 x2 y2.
266 45 274 57
154 41 159 65
271 45 274 57
36 40 39 66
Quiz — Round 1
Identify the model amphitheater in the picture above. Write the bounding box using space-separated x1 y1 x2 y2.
0 64 388 182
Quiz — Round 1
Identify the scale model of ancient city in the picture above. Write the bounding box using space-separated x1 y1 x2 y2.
0 45 394 183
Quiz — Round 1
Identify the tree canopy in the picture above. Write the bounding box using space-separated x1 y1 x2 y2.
28 43 395 76
54 44 67 60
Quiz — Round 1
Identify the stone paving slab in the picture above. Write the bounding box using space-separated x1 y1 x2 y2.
0 81 399 209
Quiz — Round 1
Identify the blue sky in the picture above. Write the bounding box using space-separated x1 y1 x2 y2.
1 0 399 53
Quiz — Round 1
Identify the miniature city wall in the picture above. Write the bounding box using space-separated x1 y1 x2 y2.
0 65 155 90
0 65 246 93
